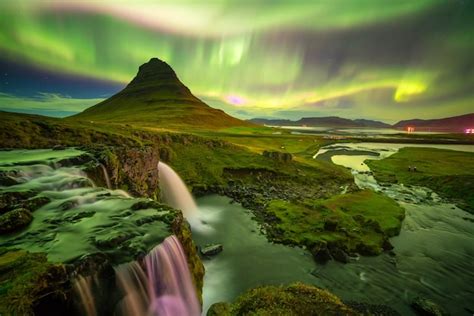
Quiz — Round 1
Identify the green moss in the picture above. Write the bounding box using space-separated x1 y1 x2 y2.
267 190 405 255
0 249 67 315
209 283 357 316
367 147 474 213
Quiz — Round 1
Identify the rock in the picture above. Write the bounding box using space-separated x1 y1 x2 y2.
207 302 231 316
330 248 349 263
382 238 394 251
22 196 51 212
0 208 33 234
324 219 339 231
200 243 223 256
262 150 293 163
52 145 66 150
0 175 19 186
346 301 400 316
412 297 448 316
130 199 162 211
0 190 36 214
310 240 331 264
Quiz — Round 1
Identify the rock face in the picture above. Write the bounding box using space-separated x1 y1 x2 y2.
207 283 357 315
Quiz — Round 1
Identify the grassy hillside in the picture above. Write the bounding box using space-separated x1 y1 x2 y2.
70 58 251 130
367 147 474 213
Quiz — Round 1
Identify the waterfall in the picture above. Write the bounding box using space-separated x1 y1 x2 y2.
158 162 197 218
99 163 112 189
73 275 98 316
76 236 200 316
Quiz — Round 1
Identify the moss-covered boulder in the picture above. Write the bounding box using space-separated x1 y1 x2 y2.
207 283 357 315
0 208 33 234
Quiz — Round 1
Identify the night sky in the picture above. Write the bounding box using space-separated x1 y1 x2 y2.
0 0 473 123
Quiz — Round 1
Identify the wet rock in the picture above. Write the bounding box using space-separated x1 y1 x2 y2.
200 243 223 256
0 190 36 214
382 238 394 251
59 200 78 211
310 240 331 264
412 297 448 316
130 199 162 211
330 248 349 263
207 302 231 316
346 301 400 316
22 196 51 212
0 175 19 186
0 208 33 234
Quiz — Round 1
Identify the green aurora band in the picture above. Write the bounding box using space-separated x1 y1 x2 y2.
0 0 473 122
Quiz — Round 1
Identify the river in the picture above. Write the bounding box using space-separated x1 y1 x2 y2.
194 142 474 315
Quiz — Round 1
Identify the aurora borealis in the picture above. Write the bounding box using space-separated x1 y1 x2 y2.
0 0 473 122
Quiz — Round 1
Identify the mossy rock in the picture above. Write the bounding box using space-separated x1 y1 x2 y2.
0 208 33 234
214 283 357 315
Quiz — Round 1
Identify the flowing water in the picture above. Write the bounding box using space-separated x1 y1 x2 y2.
158 162 197 218
0 149 200 316
112 236 200 316
194 143 474 315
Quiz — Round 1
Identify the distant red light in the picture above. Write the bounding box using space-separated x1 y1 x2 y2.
465 128 474 134
407 126 415 133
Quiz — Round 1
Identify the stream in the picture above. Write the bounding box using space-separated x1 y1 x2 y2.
195 142 474 315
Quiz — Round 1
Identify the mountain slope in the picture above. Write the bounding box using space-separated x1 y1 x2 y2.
393 113 474 132
71 58 250 129
249 117 390 128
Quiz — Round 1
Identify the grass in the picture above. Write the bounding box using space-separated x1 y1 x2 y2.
0 249 67 315
367 147 474 213
267 189 405 255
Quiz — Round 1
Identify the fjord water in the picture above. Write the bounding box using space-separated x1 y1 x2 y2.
158 161 197 218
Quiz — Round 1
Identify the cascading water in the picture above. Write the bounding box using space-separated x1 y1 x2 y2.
157 162 197 218
113 235 200 316
99 163 112 190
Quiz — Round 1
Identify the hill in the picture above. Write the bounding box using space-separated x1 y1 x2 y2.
393 113 474 132
248 117 390 128
71 58 251 130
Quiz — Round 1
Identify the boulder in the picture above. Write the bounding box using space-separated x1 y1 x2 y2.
310 240 331 264
200 243 223 256
0 208 33 234
0 175 19 187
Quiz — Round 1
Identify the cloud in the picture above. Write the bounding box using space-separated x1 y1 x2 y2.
0 92 103 117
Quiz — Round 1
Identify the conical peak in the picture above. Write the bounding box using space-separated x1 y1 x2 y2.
127 58 178 88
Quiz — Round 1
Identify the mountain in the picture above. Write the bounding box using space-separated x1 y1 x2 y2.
72 58 250 129
248 117 390 128
393 113 474 132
